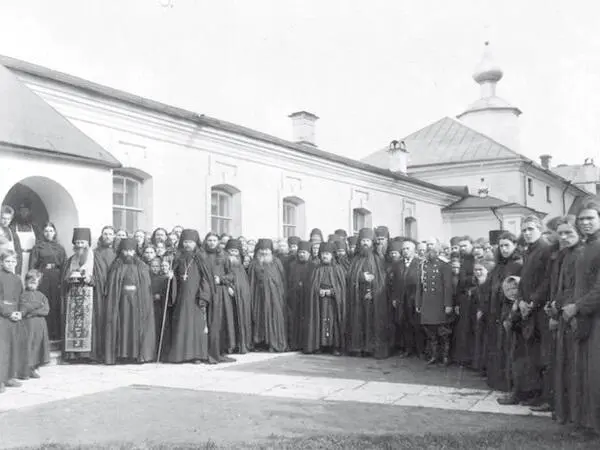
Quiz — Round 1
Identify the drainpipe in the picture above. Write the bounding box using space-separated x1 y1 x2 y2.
561 181 572 215
490 207 503 230
523 160 534 207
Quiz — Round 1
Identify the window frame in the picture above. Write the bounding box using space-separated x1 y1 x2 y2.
546 185 551 203
527 177 534 197
352 208 370 236
112 174 143 233
211 188 233 235
282 200 297 238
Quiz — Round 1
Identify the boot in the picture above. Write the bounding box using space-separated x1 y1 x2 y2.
441 337 452 366
426 338 439 365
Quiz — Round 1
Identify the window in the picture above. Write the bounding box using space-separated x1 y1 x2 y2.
546 186 551 203
282 201 297 238
113 175 142 233
211 188 232 234
352 208 371 235
527 178 534 196
404 217 417 239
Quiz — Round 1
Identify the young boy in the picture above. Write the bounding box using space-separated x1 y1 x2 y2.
0 250 24 392
152 257 174 359
19 269 50 379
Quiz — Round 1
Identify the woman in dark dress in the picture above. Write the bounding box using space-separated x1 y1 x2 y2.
29 222 66 341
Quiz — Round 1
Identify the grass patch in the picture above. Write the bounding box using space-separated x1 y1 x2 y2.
11 429 600 450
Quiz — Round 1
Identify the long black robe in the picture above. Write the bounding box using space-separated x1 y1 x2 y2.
286 258 314 351
204 249 236 359
104 258 155 364
346 250 390 358
482 252 522 391
304 262 346 353
29 240 66 341
0 269 25 383
20 290 50 373
573 230 600 432
168 252 211 362
221 260 253 353
453 254 477 365
552 244 582 425
248 257 287 352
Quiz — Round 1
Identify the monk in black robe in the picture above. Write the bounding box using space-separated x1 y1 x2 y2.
334 239 351 273
222 239 252 353
286 241 314 351
203 232 236 364
304 242 346 355
168 230 211 363
346 228 390 359
104 238 155 364
248 239 287 352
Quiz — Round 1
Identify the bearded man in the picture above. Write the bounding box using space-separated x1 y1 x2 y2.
374 226 390 263
285 236 301 274
416 241 453 366
346 228 390 359
203 232 235 364
334 239 351 272
305 242 347 355
94 225 117 301
104 238 155 364
347 236 358 259
286 240 314 351
248 239 287 352
453 236 478 367
222 238 252 353
61 228 105 363
168 230 211 363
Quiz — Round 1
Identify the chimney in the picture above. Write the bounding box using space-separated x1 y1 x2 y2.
289 111 319 146
539 154 552 169
388 140 409 174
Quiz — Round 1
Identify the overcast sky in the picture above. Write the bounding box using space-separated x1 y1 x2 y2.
1 0 599 166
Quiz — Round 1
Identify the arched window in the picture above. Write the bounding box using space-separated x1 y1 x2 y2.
404 216 417 239
352 207 372 235
113 174 143 233
211 188 232 234
282 196 306 238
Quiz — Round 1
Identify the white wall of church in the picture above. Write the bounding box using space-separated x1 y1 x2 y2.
15 72 456 242
0 151 112 248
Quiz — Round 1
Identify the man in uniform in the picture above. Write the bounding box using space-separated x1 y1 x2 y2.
416 241 453 366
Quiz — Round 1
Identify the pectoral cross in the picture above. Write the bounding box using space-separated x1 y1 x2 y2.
182 273 188 281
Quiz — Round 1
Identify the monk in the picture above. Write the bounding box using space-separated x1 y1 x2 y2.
104 238 155 364
286 240 314 351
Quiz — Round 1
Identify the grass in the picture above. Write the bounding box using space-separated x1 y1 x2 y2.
11 429 600 450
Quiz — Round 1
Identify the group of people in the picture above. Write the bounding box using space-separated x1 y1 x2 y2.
1 199 600 434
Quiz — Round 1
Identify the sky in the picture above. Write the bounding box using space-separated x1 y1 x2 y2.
1 0 599 166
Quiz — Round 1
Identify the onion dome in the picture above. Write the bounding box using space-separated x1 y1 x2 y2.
473 41 503 84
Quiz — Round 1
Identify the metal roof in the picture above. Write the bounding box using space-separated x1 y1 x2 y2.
0 63 120 168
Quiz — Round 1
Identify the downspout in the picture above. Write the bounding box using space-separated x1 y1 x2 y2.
561 181 572 215
490 207 503 230
523 160 534 207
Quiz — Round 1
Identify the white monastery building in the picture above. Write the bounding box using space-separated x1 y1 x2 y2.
0 56 460 247
363 42 590 238
1 43 589 248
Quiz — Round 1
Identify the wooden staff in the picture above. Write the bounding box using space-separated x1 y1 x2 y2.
156 255 174 363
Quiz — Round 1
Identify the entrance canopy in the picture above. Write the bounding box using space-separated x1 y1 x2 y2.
0 63 120 168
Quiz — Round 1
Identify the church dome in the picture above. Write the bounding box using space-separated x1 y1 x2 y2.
472 42 503 84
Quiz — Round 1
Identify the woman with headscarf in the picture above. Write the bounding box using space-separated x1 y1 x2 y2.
29 222 66 341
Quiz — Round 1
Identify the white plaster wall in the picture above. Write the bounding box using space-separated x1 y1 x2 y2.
460 109 521 153
0 151 112 248
445 213 499 241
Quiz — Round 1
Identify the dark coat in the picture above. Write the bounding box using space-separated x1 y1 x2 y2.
416 257 453 325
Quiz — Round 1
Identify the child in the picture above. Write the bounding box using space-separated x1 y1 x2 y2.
153 258 175 360
19 270 50 379
0 250 24 392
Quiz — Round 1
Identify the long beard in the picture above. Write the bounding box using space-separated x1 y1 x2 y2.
259 255 273 265
75 248 88 265
359 245 372 257
229 255 241 267
123 255 135 264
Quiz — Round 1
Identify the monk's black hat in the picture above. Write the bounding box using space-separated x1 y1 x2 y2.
72 228 91 245
298 240 311 252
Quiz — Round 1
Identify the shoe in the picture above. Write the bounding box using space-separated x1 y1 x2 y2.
497 394 519 405
207 357 219 365
5 379 22 388
426 357 438 366
332 350 342 356
30 370 40 379
218 355 236 363
520 396 542 407
530 402 552 413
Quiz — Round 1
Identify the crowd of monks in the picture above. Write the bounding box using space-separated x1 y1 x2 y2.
2 200 600 434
